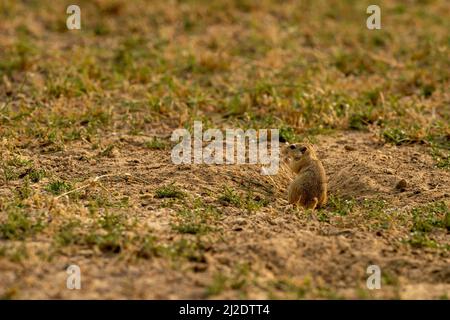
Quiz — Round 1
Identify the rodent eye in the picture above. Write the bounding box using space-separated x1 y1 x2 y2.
300 146 307 153
289 144 296 149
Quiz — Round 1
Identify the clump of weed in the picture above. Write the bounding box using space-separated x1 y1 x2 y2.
218 187 268 213
145 137 168 150
243 192 269 213
83 213 129 254
430 147 450 170
98 144 116 157
382 128 413 145
411 202 448 233
15 178 32 200
218 186 242 206
135 234 162 259
2 156 33 182
402 202 450 250
6 156 32 168
205 273 228 296
269 278 311 299
2 166 17 182
0 37 37 74
54 219 83 246
349 113 374 131
172 218 211 235
0 244 29 263
172 199 220 235
333 51 387 76
28 168 46 183
54 213 131 254
205 264 251 297
87 193 130 213
45 180 72 195
164 238 207 263
279 126 297 143
317 209 331 223
327 195 355 216
0 209 45 240
155 184 186 199
406 232 441 249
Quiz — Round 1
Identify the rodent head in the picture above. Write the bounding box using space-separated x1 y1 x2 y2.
282 143 318 173
283 143 317 161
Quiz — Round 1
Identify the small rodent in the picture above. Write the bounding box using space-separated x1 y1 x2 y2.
283 143 327 209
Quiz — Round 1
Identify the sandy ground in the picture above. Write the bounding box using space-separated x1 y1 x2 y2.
1 130 448 299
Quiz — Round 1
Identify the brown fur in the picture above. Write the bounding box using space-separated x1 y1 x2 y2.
283 143 327 209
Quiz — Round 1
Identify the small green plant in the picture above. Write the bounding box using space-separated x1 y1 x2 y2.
83 213 128 254
328 195 355 216
411 202 449 233
6 156 32 168
87 194 129 213
145 137 167 150
229 263 250 291
45 180 72 195
172 209 213 235
361 198 386 217
279 126 297 143
84 232 123 253
205 273 228 297
317 210 330 223
15 178 32 200
54 219 82 246
135 235 162 259
382 271 400 286
155 184 186 199
243 192 269 213
98 144 116 157
430 147 450 170
172 221 210 235
445 211 450 232
164 238 207 263
406 232 440 249
382 128 412 145
270 278 311 299
7 244 29 263
28 168 46 183
2 166 17 181
218 186 242 206
0 209 45 240
218 187 267 213
349 113 371 130
55 213 130 254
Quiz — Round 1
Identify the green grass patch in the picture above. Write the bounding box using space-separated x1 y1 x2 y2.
218 186 242 206
172 200 220 235
382 128 414 145
218 186 269 213
327 195 355 216
135 234 163 259
45 180 72 195
0 209 45 240
145 137 168 150
411 201 449 233
155 184 186 199
54 213 132 254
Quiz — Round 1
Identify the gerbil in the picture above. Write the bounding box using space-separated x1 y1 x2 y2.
283 143 327 209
